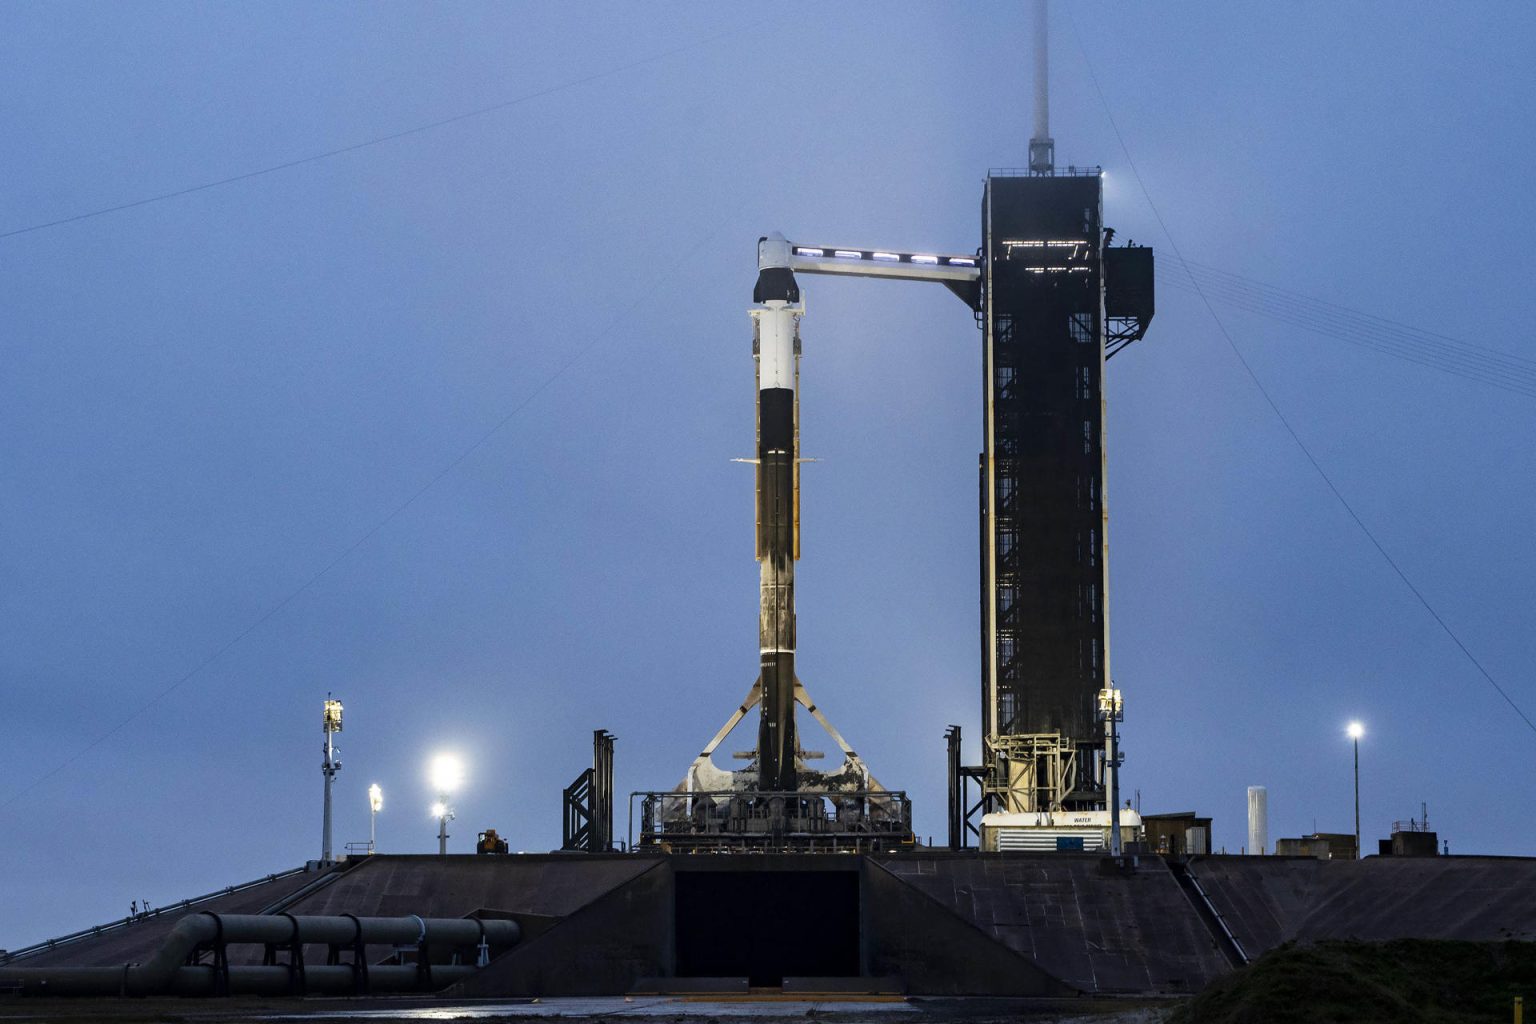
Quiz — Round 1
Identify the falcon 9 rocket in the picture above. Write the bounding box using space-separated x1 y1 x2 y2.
751 232 801 793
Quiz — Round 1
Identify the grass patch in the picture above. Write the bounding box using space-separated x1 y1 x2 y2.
1171 939 1536 1024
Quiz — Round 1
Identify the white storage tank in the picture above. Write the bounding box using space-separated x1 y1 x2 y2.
1248 786 1268 855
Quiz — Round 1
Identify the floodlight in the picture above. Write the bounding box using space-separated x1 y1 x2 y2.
1347 721 1365 860
430 801 448 819
429 753 464 795
368 783 383 813
323 698 344 733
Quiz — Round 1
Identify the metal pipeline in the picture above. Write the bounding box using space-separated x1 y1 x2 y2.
0 913 518 997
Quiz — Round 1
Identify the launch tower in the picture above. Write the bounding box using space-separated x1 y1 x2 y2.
971 1 1153 829
977 171 1152 819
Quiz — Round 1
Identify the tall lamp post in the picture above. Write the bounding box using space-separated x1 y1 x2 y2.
1347 721 1364 859
429 754 464 855
368 783 383 854
321 698 343 863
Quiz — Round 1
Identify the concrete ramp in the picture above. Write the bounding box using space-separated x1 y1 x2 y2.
872 853 1230 994
4 855 659 973
282 853 660 920
2 867 329 968
1191 855 1536 956
864 858 1074 996
443 860 673 997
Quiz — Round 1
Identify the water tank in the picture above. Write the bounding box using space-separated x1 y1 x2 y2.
1247 786 1268 855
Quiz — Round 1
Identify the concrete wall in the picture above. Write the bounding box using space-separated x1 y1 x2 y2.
445 860 673 997
1189 854 1536 957
872 852 1230 994
863 858 1074 995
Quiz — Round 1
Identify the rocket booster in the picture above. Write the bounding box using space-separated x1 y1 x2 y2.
752 233 801 793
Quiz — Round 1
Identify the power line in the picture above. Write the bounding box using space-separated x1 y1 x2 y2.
1159 268 1536 399
1066 9 1536 738
1158 256 1536 396
0 21 758 804
0 23 751 242
1162 266 1536 386
1169 255 1536 374
0 197 748 811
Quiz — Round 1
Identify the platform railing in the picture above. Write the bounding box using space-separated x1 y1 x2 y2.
633 789 913 854
988 165 1103 178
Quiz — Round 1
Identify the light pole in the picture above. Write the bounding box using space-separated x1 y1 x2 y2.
1097 687 1124 858
368 783 383 854
429 754 463 855
321 698 344 863
1347 721 1364 859
432 801 453 854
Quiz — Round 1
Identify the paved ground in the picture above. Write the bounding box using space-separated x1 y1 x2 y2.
0 995 1177 1024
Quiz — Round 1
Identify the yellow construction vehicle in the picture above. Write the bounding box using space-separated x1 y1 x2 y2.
476 829 509 855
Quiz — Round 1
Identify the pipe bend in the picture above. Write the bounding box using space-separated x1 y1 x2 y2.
133 912 220 984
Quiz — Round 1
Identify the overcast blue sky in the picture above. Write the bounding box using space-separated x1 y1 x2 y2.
3 2 1534 946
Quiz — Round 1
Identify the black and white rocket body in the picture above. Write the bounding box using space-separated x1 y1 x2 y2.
751 233 802 794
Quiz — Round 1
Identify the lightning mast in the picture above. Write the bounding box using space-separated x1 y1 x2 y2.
1029 0 1054 174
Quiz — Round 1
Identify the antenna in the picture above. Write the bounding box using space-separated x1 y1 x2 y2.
1029 0 1054 174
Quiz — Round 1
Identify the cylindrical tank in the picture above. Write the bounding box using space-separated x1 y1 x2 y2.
1247 786 1268 855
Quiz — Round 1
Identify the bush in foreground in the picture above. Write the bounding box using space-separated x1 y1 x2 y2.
1170 939 1536 1024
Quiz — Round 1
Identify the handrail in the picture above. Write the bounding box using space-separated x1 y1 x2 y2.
0 866 310 964
1169 860 1249 966
988 165 1103 178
